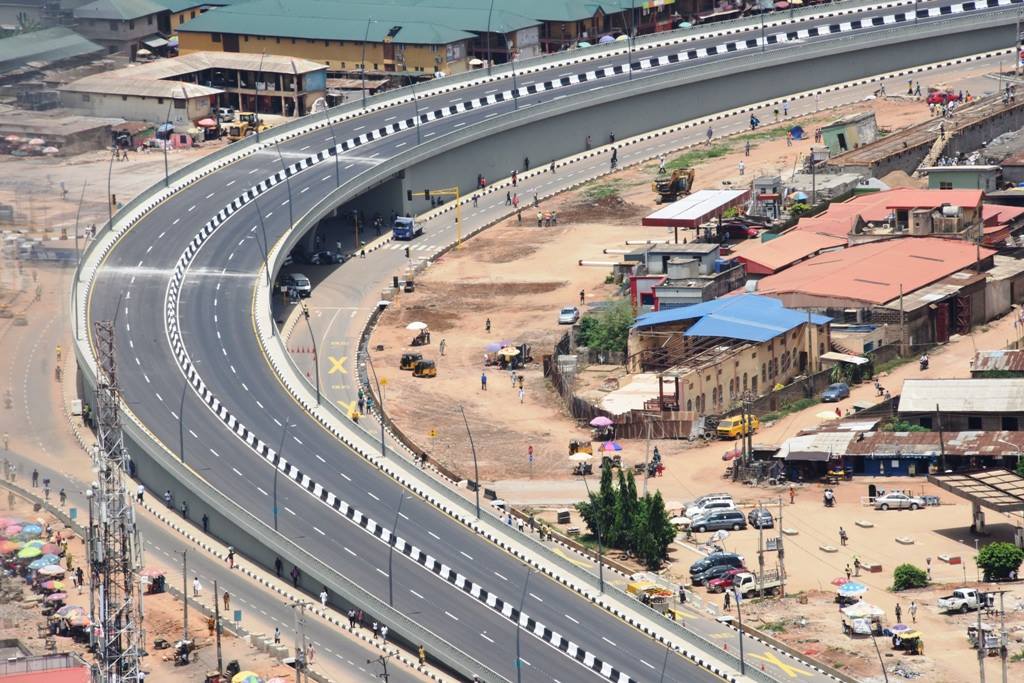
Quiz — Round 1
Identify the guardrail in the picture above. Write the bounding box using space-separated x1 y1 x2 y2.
72 9 1017 683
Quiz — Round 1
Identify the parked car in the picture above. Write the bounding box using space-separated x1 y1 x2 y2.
691 510 747 533
216 107 236 122
718 222 759 240
693 561 747 586
873 492 926 511
938 587 989 613
558 306 580 325
280 273 312 298
821 382 850 402
685 493 732 512
926 89 962 105
308 250 346 265
684 498 736 520
705 568 747 593
716 415 759 439
747 508 774 529
689 552 743 578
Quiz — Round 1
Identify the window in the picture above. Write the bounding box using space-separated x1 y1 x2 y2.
121 95 127 100
174 98 185 109
919 417 933 429
179 16 184 24
244 35 249 42
324 40 329 47
109 21 117 31
191 10 196 18
81 93 90 102
276 37 280 43
1002 416 1019 431
686 399 692 412
939 181 953 190
212 33 221 43
157 97 164 104
967 416 983 430
147 16 152 25
129 21 134 29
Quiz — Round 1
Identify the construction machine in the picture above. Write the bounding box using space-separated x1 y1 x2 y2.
225 112 271 142
652 168 695 204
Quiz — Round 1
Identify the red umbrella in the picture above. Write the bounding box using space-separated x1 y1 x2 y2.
831 577 849 586
40 543 60 555
197 118 217 128
44 592 68 603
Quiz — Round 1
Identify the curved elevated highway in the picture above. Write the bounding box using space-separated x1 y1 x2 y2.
75 2 1019 681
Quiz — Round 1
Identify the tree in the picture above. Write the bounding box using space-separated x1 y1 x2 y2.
632 491 676 570
892 563 928 591
1015 457 1024 478
977 542 1024 581
576 300 634 353
576 463 617 547
611 469 639 551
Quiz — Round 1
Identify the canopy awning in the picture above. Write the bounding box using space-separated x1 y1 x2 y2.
821 351 870 366
143 37 168 49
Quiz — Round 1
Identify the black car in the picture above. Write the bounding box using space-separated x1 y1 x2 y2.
693 561 747 586
748 508 774 529
309 250 346 265
689 552 742 578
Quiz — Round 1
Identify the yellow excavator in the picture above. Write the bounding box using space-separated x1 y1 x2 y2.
226 112 271 142
652 168 695 204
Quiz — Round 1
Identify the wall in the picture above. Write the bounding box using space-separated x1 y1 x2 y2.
926 168 999 190
61 90 211 124
75 15 159 49
177 31 468 74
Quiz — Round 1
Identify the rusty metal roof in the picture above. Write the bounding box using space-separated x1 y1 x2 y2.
928 469 1024 513
844 430 1024 457
971 350 1024 373
898 378 1024 414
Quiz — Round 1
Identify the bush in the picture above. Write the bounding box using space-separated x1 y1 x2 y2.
977 542 1024 581
575 300 633 353
892 563 929 591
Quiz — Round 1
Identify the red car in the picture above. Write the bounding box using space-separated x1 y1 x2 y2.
705 568 747 593
926 89 961 105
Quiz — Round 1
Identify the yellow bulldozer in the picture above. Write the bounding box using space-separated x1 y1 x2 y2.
652 168 695 204
225 112 271 142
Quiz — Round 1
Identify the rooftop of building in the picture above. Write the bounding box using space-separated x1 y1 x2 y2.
60 75 222 98
735 230 847 274
0 27 105 75
632 293 830 342
642 242 721 255
176 0 559 44
898 378 1024 413
755 236 994 305
822 110 875 129
919 164 1001 173
641 189 750 228
972 349 1024 373
73 0 225 21
793 188 986 238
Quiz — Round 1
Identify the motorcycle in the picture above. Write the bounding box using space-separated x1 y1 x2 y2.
919 356 929 371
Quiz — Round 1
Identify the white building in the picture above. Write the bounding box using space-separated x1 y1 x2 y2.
60 78 219 125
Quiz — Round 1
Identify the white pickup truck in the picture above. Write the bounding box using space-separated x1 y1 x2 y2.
938 587 989 613
732 571 782 598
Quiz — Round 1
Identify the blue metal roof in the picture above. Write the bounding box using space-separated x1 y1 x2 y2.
633 294 830 343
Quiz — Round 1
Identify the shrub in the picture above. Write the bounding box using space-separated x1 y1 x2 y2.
575 300 633 353
892 563 928 591
977 542 1024 581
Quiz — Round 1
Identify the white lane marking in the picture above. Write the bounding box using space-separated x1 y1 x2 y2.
209 449 220 458
172 218 180 225
529 592 544 603
300 145 310 151
206 192 215 199
281 199 289 206
143 373 150 384
231 467 243 477
256 486 268 496
602 636 617 647
226 180 236 187
640 659 655 670
367 492 379 501
188 429 198 439
354 125 364 131
188 205 196 212
293 436 303 445
424 131 436 138
409 589 424 599
494 571 508 581
273 418 282 427
158 231 166 239
248 168 259 174
428 531 440 540
398 512 409 520
519 658 531 667
385 115 396 121
300 186 310 194
314 454 326 463
460 551 474 561
339 472 351 481
313 526 326 536
453 122 466 128
256 400 264 409
155 392 163 402
344 164 354 170
322 175 331 181
343 547 356 557
395 142 407 148
285 506 296 516
444 610 459 621
565 613 580 624
480 632 495 643
241 383 248 392
375 568 389 577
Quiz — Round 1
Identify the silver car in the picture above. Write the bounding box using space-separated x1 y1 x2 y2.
873 492 925 511
558 306 580 325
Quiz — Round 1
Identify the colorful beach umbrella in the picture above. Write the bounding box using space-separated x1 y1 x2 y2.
17 546 41 559
28 555 60 570
56 605 85 618
231 673 263 683
44 592 67 603
589 416 613 427
0 540 21 554
37 565 65 577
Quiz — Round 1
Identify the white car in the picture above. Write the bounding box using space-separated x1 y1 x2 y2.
873 492 925 511
558 306 580 325
684 498 736 519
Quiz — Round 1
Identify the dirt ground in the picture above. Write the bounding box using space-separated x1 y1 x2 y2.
0 492 294 682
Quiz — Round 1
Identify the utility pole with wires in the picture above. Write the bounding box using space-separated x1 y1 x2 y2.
289 599 309 683
369 651 397 682
89 320 146 682
406 186 462 245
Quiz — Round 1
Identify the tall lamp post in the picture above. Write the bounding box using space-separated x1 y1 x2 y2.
577 472 605 593
458 405 481 519
364 351 386 459
274 420 294 531
514 569 533 683
323 104 341 185
361 18 377 109
274 142 294 231
178 381 188 463
387 493 407 606
485 0 496 74
300 302 321 405
254 52 266 142
408 78 423 144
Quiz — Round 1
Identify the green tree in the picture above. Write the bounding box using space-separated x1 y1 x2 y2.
1015 457 1024 478
576 300 634 353
632 491 677 570
612 469 639 551
977 542 1024 581
892 563 929 591
576 463 617 547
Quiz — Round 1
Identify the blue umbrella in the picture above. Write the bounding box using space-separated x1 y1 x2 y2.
576 41 592 48
157 123 174 133
890 623 913 633
601 441 623 452
792 191 809 202
28 554 60 570
485 342 502 353
598 35 616 44
838 581 867 596
20 523 43 536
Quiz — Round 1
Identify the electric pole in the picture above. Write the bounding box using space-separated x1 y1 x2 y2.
90 320 146 682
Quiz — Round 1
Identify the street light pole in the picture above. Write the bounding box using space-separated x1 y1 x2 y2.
106 146 116 229
178 381 187 463
361 17 375 109
274 142 294 231
252 196 272 288
300 303 321 405
181 550 189 646
323 105 341 185
486 0 496 75
734 587 746 675
515 569 533 683
213 580 224 675
387 493 406 606
162 92 175 187
72 181 87 341
458 405 481 519
628 0 636 82
409 79 422 144
274 420 292 531
577 473 605 593
255 52 266 142
365 352 386 459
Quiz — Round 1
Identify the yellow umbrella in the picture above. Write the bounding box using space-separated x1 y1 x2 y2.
231 673 263 683
569 452 592 462
498 346 520 357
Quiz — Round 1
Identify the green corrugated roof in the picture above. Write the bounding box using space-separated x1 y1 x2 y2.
177 0 618 45
73 0 168 20
0 26 105 74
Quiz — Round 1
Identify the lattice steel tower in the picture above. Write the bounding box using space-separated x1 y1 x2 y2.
89 320 146 682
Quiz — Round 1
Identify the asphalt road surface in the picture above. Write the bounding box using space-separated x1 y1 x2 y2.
85 3 1006 680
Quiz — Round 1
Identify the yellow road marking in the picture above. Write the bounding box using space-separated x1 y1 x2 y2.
328 355 347 374
552 548 593 569
748 652 812 678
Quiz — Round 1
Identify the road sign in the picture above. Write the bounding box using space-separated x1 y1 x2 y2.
233 610 242 624
69 508 77 521
766 537 780 551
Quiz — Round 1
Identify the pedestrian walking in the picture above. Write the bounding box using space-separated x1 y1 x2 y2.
517 208 522 224
909 601 917 623
723 589 731 611
845 564 851 582
773 106 779 121
290 565 300 587
137 484 144 503
306 644 315 665
275 557 283 578
894 603 903 624
518 386 525 404
738 160 745 176
512 193 519 208
609 132 615 144
480 372 488 391
193 576 202 597
43 482 50 502
418 644 427 665
839 527 848 546
439 338 446 356
853 556 861 576
536 210 543 227
505 191 512 206
549 160 556 173
372 621 379 639
180 499 188 519
658 154 666 174
223 591 230 611
586 135 592 150
706 126 713 145
227 546 235 569
485 317 491 333
579 289 586 305
207 615 215 636
512 170 518 186
744 140 750 157
523 157 529 170
348 609 357 628
380 624 389 642
783 99 789 116
472 194 478 207
75 567 84 594
786 131 793 147
356 609 364 627
202 513 209 533
274 626 281 644
59 488 66 507
320 587 328 608
31 468 38 488
789 484 795 504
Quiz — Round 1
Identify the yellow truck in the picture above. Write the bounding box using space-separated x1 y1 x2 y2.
716 415 759 440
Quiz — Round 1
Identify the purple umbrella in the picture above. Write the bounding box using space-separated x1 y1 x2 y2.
485 342 502 353
590 416 613 427
601 441 622 452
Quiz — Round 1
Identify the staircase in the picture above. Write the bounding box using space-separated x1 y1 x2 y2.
912 124 951 177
